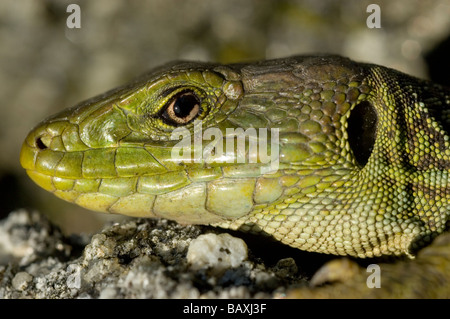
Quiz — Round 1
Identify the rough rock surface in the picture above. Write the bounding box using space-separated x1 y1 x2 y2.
0 210 307 298
1 210 449 299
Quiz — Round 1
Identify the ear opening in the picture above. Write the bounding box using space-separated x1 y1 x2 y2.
347 101 378 167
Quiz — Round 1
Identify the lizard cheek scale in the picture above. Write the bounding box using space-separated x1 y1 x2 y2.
20 55 449 258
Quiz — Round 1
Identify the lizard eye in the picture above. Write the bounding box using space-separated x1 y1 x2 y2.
347 101 378 167
161 91 201 125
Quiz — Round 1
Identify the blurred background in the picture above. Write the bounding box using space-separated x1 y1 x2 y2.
1 0 449 234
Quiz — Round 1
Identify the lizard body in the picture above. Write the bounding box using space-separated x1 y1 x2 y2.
20 55 449 258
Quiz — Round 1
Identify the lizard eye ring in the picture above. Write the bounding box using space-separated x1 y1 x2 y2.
161 90 201 125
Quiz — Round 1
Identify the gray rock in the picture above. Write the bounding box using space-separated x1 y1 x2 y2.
187 233 248 273
11 271 33 291
0 210 308 298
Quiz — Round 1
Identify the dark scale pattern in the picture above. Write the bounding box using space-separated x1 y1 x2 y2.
221 58 449 258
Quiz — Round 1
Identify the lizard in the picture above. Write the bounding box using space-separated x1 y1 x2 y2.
20 55 449 260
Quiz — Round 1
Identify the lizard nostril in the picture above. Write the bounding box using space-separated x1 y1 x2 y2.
35 137 48 150
347 101 378 167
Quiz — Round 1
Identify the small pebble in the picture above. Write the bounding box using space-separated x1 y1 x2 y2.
12 272 33 291
274 258 298 277
310 258 360 287
187 233 248 272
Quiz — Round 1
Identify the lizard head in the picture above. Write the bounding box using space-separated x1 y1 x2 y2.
20 55 449 257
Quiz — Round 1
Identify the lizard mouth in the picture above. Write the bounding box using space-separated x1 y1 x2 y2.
19 119 278 223
20 133 224 222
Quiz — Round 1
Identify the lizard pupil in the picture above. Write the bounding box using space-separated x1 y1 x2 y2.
162 91 201 125
173 94 198 118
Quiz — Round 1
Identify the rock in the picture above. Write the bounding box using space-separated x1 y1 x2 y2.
11 271 33 291
1 210 449 298
0 210 307 298
0 209 73 266
309 258 361 287
187 233 248 273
